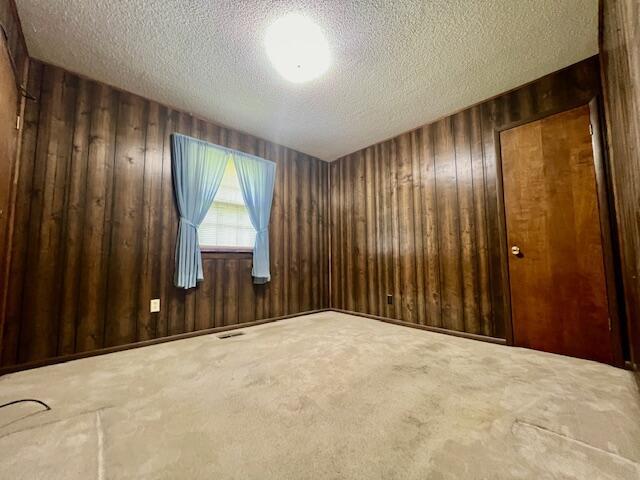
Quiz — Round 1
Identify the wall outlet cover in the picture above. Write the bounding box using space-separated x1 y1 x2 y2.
150 298 160 313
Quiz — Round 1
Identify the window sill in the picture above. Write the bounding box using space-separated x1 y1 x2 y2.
201 246 253 254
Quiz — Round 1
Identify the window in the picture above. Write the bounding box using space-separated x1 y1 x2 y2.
199 159 256 250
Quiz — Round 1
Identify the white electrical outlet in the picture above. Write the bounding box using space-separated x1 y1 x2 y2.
150 299 160 313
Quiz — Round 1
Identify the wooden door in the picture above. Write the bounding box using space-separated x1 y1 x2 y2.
500 104 615 364
0 35 19 338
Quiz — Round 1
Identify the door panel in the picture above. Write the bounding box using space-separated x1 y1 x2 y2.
0 37 19 336
500 105 614 364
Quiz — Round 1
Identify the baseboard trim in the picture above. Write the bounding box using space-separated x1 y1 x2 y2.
331 308 507 345
0 308 329 376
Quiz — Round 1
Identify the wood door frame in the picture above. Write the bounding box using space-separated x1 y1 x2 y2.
492 97 625 366
0 33 26 363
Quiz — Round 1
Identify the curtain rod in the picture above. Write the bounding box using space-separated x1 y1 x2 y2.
171 132 276 166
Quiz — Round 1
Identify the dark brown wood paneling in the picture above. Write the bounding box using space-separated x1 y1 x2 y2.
0 21 20 358
434 118 464 331
0 60 329 367
330 57 604 339
56 76 91 356
19 67 78 362
75 81 119 353
600 0 640 375
105 93 148 347
2 50 631 365
1 61 41 365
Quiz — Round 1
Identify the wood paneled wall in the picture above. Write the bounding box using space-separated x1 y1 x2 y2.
0 0 27 369
600 0 640 373
0 60 329 367
330 57 603 339
1 52 630 365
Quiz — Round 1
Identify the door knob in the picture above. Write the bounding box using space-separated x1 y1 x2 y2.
511 245 521 256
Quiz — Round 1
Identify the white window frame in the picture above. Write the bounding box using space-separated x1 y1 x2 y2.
199 159 256 253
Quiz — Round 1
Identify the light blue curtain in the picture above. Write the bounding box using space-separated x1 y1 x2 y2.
232 153 276 284
171 134 229 289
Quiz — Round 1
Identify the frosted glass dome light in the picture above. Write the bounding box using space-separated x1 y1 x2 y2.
265 13 330 83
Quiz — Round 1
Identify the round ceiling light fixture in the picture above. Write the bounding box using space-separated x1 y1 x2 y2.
265 13 330 83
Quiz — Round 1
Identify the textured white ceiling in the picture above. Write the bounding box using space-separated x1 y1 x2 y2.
16 0 598 161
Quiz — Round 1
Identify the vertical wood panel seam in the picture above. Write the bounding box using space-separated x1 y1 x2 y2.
410 133 423 324
478 106 497 336
431 125 444 328
101 90 121 349
467 109 482 334
451 116 466 332
72 87 94 352
55 73 81 355
137 99 151 343
14 66 44 363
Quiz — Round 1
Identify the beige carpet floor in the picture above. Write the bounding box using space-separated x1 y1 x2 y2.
0 311 639 479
